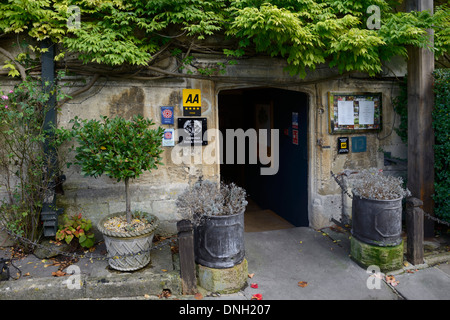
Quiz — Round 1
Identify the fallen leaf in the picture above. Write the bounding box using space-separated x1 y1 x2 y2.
24 272 30 277
298 281 308 288
385 275 399 286
250 283 258 289
248 273 255 278
52 270 67 277
251 294 263 300
157 289 172 299
144 294 150 299
194 292 203 300
161 269 167 272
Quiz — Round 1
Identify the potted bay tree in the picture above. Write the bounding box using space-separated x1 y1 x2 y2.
176 179 248 269
67 114 164 271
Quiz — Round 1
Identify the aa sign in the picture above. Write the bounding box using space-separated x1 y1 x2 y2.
183 89 201 107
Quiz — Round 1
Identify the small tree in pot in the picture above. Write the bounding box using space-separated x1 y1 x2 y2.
177 179 248 269
66 114 164 271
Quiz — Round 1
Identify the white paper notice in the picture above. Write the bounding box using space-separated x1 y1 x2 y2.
359 100 375 125
337 101 354 125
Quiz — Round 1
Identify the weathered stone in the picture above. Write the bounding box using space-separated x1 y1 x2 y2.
196 259 248 294
33 239 72 259
350 237 404 272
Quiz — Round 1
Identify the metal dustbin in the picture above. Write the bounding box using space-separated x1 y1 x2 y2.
351 193 403 247
194 211 245 269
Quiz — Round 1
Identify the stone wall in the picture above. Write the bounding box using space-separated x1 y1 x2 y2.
0 54 408 235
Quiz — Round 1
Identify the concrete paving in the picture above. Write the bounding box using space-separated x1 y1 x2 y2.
0 225 449 301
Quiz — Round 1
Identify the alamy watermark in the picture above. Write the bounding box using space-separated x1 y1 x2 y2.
67 5 81 30
367 5 381 30
366 265 383 289
171 128 280 176
63 265 82 289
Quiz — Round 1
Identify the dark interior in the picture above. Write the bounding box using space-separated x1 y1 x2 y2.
218 88 309 227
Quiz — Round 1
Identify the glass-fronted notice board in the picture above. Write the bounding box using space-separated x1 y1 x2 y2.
328 92 382 134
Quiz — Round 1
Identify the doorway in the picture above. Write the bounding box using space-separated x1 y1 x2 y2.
218 88 309 230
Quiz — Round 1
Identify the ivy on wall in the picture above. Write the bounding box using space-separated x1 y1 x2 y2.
432 69 450 223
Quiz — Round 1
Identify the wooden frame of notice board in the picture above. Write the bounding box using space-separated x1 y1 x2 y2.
328 92 382 134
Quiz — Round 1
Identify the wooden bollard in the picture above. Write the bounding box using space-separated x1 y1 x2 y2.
177 219 197 295
406 197 424 265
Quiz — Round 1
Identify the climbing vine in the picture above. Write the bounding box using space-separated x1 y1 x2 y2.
432 69 450 223
0 1 448 90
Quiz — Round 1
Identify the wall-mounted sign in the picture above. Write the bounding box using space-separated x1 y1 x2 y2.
292 112 299 129
292 129 299 145
337 137 349 154
183 89 201 116
160 106 174 124
183 106 201 116
351 136 367 153
177 118 207 146
162 128 175 147
328 92 382 134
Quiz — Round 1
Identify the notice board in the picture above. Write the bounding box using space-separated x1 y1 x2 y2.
328 92 382 134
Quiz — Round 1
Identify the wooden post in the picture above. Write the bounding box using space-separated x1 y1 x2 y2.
406 197 424 265
177 219 197 295
406 0 435 237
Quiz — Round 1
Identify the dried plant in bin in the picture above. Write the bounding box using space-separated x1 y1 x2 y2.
176 179 248 226
352 168 411 200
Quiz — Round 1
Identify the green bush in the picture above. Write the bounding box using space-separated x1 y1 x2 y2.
0 77 69 246
432 69 450 223
56 213 95 249
64 115 164 224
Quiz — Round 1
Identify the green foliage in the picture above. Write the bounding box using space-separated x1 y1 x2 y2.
63 114 164 222
0 1 448 78
432 69 450 223
56 213 95 248
67 115 164 182
0 76 70 246
392 77 408 144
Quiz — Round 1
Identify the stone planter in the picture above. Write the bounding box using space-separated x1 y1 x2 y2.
194 210 245 269
97 212 159 271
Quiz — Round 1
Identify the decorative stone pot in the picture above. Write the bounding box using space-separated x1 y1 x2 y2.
97 212 159 271
351 192 403 247
194 210 245 269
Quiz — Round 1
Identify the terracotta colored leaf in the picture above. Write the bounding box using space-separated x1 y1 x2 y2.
385 275 399 286
52 270 67 277
298 281 308 288
251 294 263 300
248 273 255 278
250 283 258 289
194 292 203 300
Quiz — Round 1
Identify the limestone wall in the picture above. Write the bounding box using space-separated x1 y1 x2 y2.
0 54 407 234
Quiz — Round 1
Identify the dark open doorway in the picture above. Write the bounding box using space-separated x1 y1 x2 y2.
218 88 309 229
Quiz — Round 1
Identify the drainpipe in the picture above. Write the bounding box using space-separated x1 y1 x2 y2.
40 39 63 237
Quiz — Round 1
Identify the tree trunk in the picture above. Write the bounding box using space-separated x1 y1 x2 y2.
125 177 131 224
